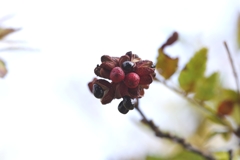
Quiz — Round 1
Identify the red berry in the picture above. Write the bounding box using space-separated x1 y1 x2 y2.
124 72 140 88
110 67 125 83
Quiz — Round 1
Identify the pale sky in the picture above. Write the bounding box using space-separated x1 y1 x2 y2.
0 0 239 160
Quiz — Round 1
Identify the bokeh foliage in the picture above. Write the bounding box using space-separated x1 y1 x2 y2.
151 26 240 159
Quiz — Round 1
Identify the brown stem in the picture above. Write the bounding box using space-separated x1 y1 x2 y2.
224 41 240 105
134 99 215 160
224 41 240 137
155 78 236 135
228 150 232 160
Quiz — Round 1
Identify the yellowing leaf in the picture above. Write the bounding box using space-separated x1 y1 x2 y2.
156 49 179 79
214 151 229 160
0 28 20 40
194 72 219 101
0 59 7 78
178 48 207 93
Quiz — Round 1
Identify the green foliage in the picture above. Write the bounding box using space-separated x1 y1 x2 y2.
146 27 240 159
207 130 232 141
213 151 229 160
156 49 179 79
146 150 205 160
178 48 207 93
194 72 219 101
219 89 239 103
231 104 240 125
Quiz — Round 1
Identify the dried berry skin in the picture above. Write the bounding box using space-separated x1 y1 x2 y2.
125 51 132 58
93 84 104 98
161 32 178 50
123 96 134 110
118 101 129 114
124 72 140 88
122 61 134 72
110 67 125 83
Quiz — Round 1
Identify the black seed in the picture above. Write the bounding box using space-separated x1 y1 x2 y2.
118 101 129 114
122 61 134 72
93 84 104 98
123 96 134 110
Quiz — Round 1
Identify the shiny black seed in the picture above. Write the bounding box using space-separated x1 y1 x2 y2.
118 101 129 114
123 96 134 110
122 61 134 72
93 84 104 98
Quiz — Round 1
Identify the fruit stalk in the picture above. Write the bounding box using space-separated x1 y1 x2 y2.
134 98 215 160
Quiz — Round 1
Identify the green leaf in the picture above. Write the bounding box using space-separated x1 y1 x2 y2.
194 72 218 101
206 130 231 141
156 49 179 79
146 150 205 160
231 104 240 125
213 151 229 160
0 59 7 78
178 48 207 93
222 132 231 141
220 89 239 103
207 114 225 125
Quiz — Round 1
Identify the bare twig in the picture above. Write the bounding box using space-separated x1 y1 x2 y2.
228 150 232 160
134 99 215 160
0 47 38 52
154 77 236 135
224 41 240 105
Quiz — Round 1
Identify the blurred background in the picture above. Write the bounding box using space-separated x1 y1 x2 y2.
0 0 240 159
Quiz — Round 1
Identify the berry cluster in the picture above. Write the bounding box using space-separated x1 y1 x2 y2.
88 51 155 114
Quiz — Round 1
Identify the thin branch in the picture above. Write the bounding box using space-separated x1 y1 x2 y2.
134 99 215 160
154 78 236 135
224 41 240 105
0 47 39 52
228 150 232 160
